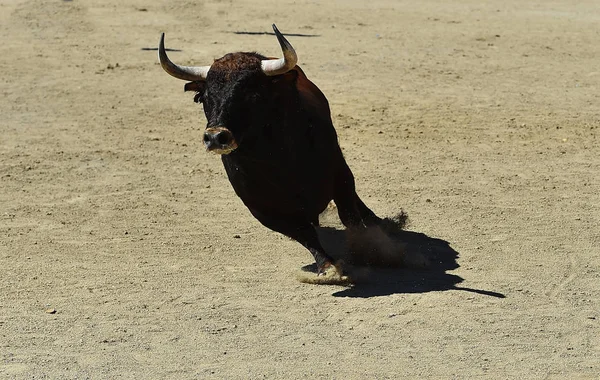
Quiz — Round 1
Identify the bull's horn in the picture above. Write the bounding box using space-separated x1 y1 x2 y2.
158 33 210 81
261 24 298 76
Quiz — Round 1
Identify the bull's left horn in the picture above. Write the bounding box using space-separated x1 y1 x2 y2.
261 24 298 76
158 33 210 81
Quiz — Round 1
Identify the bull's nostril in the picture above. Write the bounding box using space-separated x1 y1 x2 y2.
216 131 231 145
203 133 211 144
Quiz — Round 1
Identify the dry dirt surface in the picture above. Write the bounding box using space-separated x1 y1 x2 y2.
1 0 599 378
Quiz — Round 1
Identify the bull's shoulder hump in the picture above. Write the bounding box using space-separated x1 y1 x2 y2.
293 66 331 120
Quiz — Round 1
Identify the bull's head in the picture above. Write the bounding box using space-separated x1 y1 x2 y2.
158 24 298 155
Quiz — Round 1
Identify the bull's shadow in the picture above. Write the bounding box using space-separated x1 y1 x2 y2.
305 214 505 299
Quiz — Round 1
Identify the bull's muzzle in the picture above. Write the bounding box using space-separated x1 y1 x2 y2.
203 127 238 154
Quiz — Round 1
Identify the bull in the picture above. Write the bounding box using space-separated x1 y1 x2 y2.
159 24 382 277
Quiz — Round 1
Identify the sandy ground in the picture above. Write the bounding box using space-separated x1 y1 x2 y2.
1 0 599 378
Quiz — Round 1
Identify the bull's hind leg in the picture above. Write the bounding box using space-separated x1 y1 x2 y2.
333 160 381 229
355 196 381 226
248 208 335 274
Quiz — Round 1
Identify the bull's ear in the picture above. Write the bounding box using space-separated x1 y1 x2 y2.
184 81 205 92
271 69 298 85
184 81 206 103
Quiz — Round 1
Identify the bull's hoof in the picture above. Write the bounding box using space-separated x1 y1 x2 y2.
297 262 352 285
317 261 335 276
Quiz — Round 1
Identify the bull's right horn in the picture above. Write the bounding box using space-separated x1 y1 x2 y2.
158 33 210 81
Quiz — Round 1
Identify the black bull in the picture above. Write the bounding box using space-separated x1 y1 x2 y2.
159 25 382 275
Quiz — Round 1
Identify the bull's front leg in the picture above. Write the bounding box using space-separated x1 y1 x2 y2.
285 225 335 275
247 208 337 275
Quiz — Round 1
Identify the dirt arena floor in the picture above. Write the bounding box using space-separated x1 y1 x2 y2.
1 0 599 378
